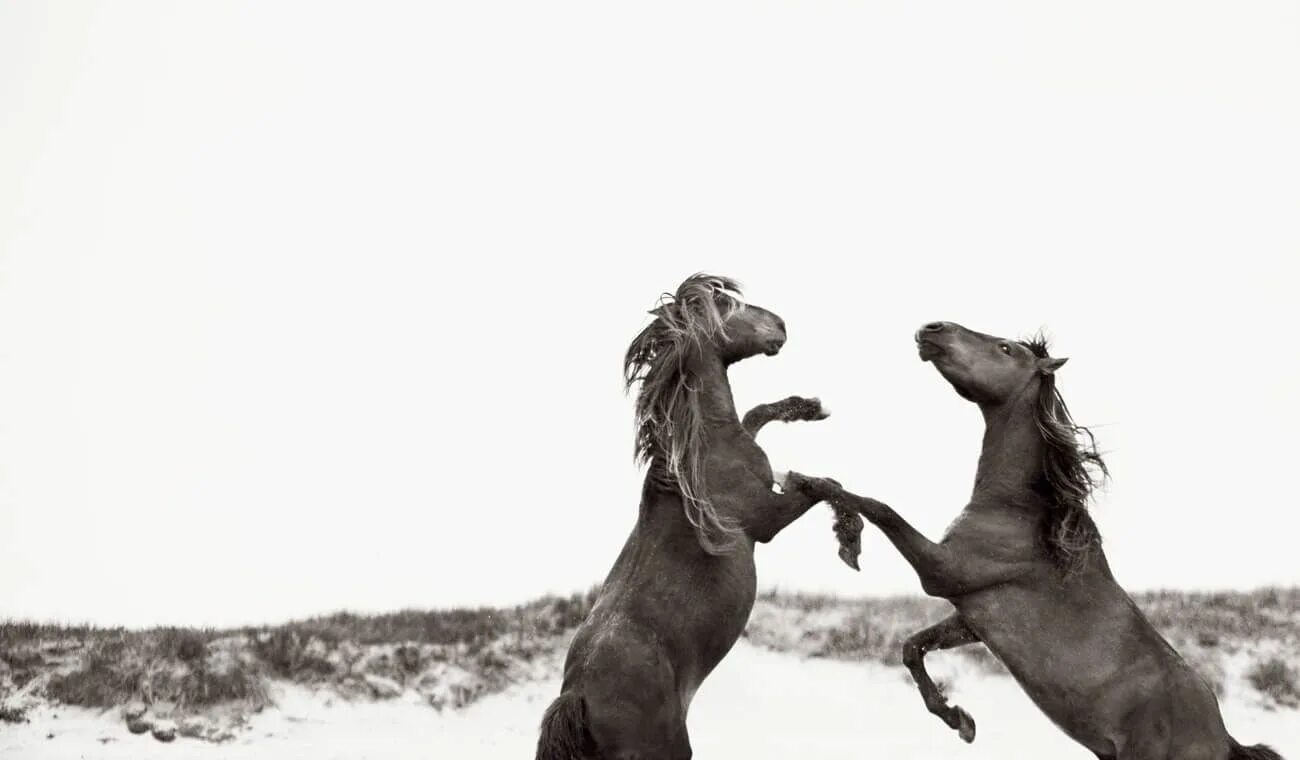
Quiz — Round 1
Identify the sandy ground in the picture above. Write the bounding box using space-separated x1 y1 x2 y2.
3 643 1296 759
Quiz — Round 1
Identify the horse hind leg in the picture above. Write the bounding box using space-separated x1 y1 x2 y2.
901 614 980 743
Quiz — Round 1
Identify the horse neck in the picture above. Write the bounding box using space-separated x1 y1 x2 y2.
638 349 740 526
689 349 741 428
972 383 1046 512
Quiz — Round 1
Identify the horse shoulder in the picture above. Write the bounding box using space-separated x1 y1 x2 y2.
702 434 773 495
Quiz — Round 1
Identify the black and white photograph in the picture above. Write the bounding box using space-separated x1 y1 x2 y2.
1 2 1297 758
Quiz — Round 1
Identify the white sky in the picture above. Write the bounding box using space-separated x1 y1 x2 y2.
1 1 1297 627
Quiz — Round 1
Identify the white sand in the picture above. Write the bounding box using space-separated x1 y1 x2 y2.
2 643 1296 759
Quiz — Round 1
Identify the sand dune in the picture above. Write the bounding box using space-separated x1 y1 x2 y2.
4 642 1296 759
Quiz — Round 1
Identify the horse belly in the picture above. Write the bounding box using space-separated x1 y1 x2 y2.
955 589 1143 752
674 555 757 680
605 549 756 709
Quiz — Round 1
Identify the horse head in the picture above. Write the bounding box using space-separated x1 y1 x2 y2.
914 320 1066 407
639 274 786 367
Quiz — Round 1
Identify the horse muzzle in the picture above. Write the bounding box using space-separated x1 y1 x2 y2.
915 321 952 362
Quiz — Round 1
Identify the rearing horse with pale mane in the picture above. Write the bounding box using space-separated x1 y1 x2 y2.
535 274 850 760
792 321 1283 760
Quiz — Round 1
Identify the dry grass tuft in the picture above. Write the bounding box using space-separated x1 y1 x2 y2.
1247 657 1300 708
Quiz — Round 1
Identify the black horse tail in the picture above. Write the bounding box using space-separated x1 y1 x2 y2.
1230 737 1285 760
535 690 592 760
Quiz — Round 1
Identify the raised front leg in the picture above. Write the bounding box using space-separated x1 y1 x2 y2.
741 396 829 438
737 398 861 569
786 477 1029 597
902 614 979 743
737 472 824 544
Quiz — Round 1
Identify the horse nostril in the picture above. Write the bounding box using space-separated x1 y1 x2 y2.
923 321 947 332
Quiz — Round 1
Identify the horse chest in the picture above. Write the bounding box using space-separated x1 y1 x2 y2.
940 511 973 542
940 512 999 555
941 506 1037 560
732 448 774 487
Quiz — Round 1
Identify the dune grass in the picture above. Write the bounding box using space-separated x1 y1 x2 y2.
745 588 1299 659
0 589 601 716
2 585 1295 720
1247 657 1300 708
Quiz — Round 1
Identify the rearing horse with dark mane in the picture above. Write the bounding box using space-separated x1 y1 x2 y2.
792 321 1283 760
536 274 846 760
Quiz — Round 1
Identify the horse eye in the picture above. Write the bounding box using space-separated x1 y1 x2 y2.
999 344 1011 354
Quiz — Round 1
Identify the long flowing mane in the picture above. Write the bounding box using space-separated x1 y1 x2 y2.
1021 334 1109 573
623 274 745 554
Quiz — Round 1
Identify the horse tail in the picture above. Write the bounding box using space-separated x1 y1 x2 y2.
1230 737 1286 760
535 690 592 760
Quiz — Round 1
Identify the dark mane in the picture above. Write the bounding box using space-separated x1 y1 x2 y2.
622 274 745 554
1020 333 1109 573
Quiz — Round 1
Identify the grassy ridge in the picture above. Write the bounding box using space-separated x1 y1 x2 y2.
1 586 1296 729
0 589 599 722
744 587 1300 661
745 587 1300 703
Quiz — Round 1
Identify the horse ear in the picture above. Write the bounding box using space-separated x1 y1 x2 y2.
648 304 670 318
1038 357 1068 375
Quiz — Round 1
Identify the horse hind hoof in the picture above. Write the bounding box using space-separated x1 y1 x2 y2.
953 706 976 743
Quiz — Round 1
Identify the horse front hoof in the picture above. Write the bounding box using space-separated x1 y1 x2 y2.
953 706 976 743
782 396 829 422
832 509 863 571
